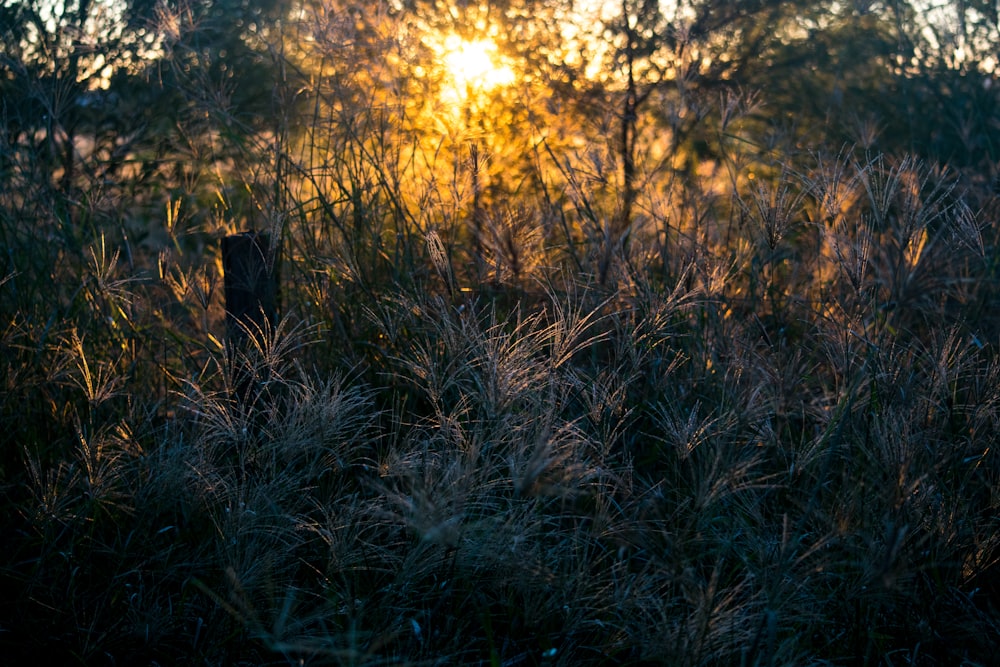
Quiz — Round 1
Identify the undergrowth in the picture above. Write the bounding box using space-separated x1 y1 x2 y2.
3 15 1000 665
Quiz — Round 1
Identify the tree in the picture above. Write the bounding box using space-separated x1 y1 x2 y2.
1 0 156 200
888 0 1000 168
0 0 289 233
519 0 833 283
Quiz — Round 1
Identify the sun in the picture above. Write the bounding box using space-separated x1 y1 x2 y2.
441 36 515 92
433 34 515 110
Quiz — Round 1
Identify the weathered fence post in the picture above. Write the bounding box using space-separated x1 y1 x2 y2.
221 231 278 409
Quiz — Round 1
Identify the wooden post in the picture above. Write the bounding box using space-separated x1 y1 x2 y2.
222 232 278 409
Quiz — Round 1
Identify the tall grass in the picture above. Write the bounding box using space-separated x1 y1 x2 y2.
3 7 1000 665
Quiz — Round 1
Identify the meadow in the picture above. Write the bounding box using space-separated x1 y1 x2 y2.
3 1 1000 664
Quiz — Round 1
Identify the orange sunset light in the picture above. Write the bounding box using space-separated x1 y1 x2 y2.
434 34 516 107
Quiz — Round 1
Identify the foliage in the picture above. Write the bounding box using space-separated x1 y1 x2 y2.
2 0 1000 664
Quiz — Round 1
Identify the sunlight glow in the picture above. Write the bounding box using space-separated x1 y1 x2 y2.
437 35 515 105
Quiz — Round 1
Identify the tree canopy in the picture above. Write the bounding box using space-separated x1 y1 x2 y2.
3 0 996 248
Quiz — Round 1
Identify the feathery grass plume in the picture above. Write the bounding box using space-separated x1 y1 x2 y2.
426 228 456 297
163 313 384 662
741 165 808 254
477 204 548 290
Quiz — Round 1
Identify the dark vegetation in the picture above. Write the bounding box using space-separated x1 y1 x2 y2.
2 0 1000 664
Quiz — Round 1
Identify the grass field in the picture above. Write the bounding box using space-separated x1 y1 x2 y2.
3 13 1000 660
